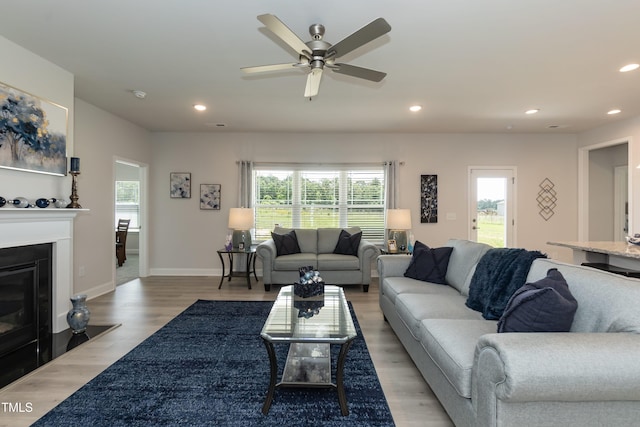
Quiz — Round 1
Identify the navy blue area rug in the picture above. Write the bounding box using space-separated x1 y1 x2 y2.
33 300 394 426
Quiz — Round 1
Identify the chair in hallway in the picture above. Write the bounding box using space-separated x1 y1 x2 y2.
115 219 130 267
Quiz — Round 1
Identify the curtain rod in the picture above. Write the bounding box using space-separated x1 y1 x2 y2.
236 161 403 166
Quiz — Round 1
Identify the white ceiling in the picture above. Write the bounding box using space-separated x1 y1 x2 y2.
1 0 639 134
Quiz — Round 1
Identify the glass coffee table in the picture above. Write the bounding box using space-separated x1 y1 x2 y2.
260 285 357 416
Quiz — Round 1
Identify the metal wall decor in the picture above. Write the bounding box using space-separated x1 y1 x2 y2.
420 174 438 223
537 178 557 221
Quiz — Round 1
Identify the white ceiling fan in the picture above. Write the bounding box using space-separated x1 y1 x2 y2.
241 14 391 98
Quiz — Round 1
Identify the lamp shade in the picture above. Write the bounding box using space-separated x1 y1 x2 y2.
228 208 254 230
386 209 412 230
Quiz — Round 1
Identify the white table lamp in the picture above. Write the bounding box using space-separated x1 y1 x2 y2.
228 208 254 249
386 209 412 252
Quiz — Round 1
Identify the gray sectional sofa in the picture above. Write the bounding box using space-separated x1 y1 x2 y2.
256 227 379 292
377 238 640 427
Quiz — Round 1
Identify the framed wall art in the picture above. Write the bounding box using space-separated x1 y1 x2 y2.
0 81 68 176
170 172 191 198
200 184 221 210
420 174 438 223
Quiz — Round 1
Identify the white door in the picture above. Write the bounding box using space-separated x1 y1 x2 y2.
469 168 516 247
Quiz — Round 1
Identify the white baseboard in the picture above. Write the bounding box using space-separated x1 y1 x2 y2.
148 267 379 278
83 280 116 301
149 268 221 276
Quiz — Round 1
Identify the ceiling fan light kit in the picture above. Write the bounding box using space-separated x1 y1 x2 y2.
241 14 391 98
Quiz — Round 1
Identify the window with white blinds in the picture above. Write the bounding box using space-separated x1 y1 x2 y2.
115 181 140 229
254 165 385 243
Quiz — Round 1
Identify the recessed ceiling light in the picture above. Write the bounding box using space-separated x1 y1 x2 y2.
525 109 540 115
194 104 207 111
607 109 622 115
409 105 422 112
619 63 639 72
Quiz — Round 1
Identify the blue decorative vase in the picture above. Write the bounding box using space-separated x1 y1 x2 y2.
67 294 91 334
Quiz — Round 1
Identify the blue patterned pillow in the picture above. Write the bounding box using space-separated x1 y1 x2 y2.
404 241 453 284
497 268 578 333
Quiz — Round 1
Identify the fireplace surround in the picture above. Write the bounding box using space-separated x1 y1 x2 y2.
0 209 117 388
0 209 84 334
0 243 51 358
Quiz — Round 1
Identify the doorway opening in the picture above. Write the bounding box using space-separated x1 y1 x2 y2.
114 159 148 286
578 139 631 241
469 168 516 248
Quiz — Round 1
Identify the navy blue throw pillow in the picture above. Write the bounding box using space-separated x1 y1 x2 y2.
404 241 453 284
333 230 362 256
271 230 301 256
497 268 578 333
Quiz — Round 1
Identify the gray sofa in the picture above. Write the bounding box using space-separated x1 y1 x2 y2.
257 227 380 292
378 238 640 427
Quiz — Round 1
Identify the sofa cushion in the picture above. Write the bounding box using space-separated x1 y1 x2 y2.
318 253 359 270
420 319 498 398
273 253 318 271
404 241 453 284
444 239 492 295
527 258 640 333
317 227 361 254
271 230 301 256
274 227 318 253
395 293 483 341
382 276 459 304
333 230 362 256
498 268 578 333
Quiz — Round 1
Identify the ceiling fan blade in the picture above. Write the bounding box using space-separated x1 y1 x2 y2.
257 14 310 56
332 63 387 82
327 18 391 59
241 63 299 74
304 68 323 98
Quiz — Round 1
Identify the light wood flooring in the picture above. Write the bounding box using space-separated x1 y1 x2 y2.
0 276 454 427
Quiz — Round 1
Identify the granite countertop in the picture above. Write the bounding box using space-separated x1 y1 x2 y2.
547 241 640 260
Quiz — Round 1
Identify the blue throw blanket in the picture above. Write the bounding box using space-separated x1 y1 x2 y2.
466 248 546 320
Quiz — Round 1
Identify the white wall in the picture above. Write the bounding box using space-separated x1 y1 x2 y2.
149 132 579 275
0 36 74 200
73 99 151 296
1 35 152 298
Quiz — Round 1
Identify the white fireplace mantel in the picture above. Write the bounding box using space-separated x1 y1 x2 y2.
0 208 88 333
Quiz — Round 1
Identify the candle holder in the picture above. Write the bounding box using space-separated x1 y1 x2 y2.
66 171 82 209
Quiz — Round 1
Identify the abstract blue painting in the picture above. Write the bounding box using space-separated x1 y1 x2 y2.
0 82 68 176
170 172 191 198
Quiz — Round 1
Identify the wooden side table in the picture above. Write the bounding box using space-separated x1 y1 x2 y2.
217 246 258 289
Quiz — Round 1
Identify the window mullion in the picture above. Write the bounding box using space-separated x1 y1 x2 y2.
339 170 348 227
292 171 301 228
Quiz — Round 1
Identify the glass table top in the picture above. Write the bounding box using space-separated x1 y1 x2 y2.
261 285 356 344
